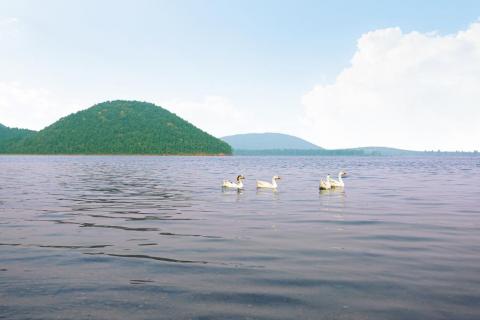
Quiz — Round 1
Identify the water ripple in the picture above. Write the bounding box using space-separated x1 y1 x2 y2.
1 155 480 319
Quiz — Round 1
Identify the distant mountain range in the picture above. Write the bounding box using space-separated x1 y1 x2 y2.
221 133 477 156
222 133 321 150
0 100 231 155
1 112 477 156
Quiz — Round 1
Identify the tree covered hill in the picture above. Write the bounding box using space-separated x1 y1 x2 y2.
0 124 36 153
1 100 232 155
0 123 35 141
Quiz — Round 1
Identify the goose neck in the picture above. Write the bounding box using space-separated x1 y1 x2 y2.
271 178 277 188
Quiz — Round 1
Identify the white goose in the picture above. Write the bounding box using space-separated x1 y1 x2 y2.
319 174 332 190
256 176 281 189
222 175 245 189
328 171 347 188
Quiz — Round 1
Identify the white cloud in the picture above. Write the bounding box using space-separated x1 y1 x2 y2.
0 17 19 39
302 22 480 151
160 96 253 137
0 17 18 25
0 82 82 130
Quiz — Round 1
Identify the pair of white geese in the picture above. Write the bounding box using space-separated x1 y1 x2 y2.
222 171 346 190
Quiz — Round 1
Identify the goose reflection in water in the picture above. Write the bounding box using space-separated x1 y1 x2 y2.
319 187 346 197
221 186 245 203
256 187 280 201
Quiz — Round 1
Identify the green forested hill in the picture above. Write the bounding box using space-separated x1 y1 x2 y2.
0 124 36 153
0 124 35 141
1 100 232 155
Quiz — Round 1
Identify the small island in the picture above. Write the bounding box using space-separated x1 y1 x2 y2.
0 100 232 155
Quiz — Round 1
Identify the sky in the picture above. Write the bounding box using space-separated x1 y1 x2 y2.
1 0 479 151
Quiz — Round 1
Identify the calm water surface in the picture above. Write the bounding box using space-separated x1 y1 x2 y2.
1 156 480 319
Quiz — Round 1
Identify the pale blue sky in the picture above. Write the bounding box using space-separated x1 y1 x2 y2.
1 0 479 150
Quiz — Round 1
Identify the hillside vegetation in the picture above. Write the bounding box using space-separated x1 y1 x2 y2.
0 124 36 153
1 100 231 155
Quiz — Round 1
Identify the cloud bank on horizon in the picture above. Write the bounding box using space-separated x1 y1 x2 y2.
302 21 480 151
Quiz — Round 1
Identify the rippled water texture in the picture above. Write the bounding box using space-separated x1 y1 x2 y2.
1 156 480 319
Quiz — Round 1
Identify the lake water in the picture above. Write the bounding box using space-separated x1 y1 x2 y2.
1 155 480 320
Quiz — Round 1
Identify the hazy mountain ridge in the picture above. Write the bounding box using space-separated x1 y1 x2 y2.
222 133 322 150
223 133 478 156
233 148 478 156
